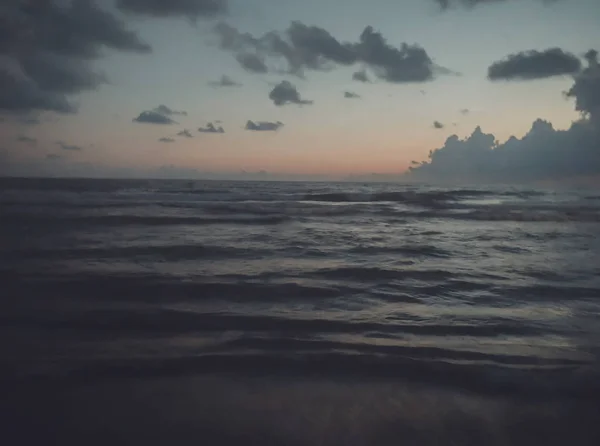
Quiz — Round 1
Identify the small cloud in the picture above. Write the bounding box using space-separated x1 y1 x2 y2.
198 122 225 133
420 90 426 95
16 135 37 145
344 91 361 99
18 116 41 126
209 75 242 87
46 154 63 161
133 111 177 124
460 108 470 115
158 137 176 143
352 69 370 83
269 81 313 106
153 105 187 116
245 120 284 131
56 141 83 151
488 48 582 81
433 121 444 129
177 129 194 138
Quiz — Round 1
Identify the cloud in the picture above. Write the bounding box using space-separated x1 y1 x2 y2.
177 129 194 138
409 54 600 183
209 75 241 87
0 0 150 115
236 53 269 73
352 69 370 82
353 26 435 83
435 0 556 9
214 22 441 82
158 137 176 143
433 121 445 129
56 141 83 151
269 81 313 106
133 111 176 124
116 0 227 18
565 50 600 120
46 154 63 161
16 135 37 145
488 48 582 81
344 91 361 99
460 108 470 115
245 120 284 131
198 122 225 133
153 105 187 116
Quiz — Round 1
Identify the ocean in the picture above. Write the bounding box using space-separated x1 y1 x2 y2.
1 177 600 445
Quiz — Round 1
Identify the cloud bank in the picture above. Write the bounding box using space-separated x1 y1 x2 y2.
409 52 600 183
488 48 582 81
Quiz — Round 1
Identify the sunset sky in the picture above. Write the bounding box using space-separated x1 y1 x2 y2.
1 0 599 180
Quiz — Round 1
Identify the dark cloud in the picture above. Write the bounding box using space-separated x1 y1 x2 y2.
153 105 187 116
215 22 441 83
209 74 241 87
352 69 369 82
158 137 176 143
409 55 600 182
236 53 268 73
177 129 194 138
566 50 600 120
56 141 83 151
488 48 582 81
344 91 361 99
353 27 435 83
133 111 176 124
116 0 227 18
245 120 284 131
433 121 445 129
0 0 150 114
269 81 312 106
198 122 225 133
16 135 37 145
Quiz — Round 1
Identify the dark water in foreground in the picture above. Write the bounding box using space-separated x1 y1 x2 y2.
1 177 600 445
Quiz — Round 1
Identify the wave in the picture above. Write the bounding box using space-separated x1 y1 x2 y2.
309 266 455 282
0 214 290 227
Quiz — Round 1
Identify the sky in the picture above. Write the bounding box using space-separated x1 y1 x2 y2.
0 0 599 182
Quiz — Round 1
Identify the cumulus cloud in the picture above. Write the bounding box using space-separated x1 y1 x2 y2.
56 141 83 151
344 91 361 99
352 69 370 82
198 122 225 133
177 129 194 137
269 81 312 106
214 22 442 82
433 120 444 129
16 135 37 145
409 53 600 182
0 0 150 115
133 111 176 124
488 48 582 81
158 137 175 143
209 75 241 87
116 0 227 18
245 120 284 131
